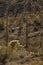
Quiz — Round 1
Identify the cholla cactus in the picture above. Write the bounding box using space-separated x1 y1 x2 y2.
8 40 20 49
7 40 23 59
8 40 24 50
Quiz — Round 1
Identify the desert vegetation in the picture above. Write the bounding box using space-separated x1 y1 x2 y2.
0 0 43 65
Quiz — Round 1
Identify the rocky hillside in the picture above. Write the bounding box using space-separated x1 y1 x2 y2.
0 0 43 51
0 0 43 65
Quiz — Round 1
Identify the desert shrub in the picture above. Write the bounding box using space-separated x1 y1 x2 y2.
6 40 24 61
0 40 21 63
6 40 28 62
8 40 20 49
